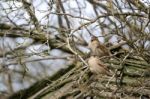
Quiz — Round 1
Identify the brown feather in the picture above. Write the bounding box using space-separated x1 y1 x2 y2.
88 56 111 75
88 37 111 57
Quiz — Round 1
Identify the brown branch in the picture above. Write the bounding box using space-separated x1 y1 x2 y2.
22 0 41 31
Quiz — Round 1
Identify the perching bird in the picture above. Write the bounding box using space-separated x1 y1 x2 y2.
88 56 111 75
88 36 111 57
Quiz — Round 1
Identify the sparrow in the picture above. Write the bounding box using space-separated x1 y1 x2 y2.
88 36 111 57
88 56 111 75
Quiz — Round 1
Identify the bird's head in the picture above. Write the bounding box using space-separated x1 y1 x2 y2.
91 36 98 42
90 36 100 46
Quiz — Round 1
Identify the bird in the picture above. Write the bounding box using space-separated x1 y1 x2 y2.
88 36 111 57
88 56 111 75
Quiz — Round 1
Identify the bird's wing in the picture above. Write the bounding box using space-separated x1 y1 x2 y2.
97 60 108 69
97 44 111 56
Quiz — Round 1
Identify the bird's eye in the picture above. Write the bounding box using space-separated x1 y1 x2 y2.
91 39 94 41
